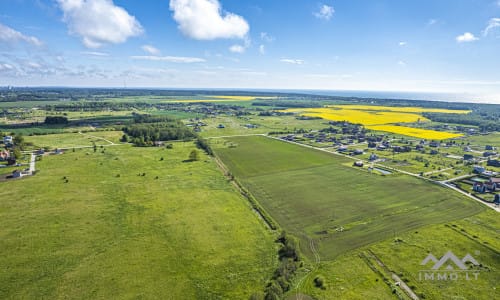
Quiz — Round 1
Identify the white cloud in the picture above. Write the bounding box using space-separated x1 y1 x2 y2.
399 41 407 46
398 60 406 67
483 18 500 36
259 44 265 55
142 45 161 55
82 51 109 57
456 32 479 43
260 32 275 42
169 0 249 40
280 58 304 65
56 0 143 48
314 4 334 20
0 22 43 47
427 19 438 26
229 44 245 54
131 55 206 63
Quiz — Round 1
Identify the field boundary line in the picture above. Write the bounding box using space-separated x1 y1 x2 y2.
210 153 277 231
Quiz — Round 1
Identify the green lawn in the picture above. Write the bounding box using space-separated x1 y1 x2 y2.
0 143 276 299
215 136 484 260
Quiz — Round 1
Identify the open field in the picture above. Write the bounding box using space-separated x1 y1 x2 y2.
215 136 484 260
24 131 123 149
198 115 328 138
0 142 276 299
366 125 463 140
282 105 467 140
368 211 499 300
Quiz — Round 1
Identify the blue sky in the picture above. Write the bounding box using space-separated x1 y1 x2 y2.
0 0 499 99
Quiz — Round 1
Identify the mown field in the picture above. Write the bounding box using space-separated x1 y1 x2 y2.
0 142 276 299
215 136 485 260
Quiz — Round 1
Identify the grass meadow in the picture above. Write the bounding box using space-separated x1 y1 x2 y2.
0 142 276 299
215 136 484 260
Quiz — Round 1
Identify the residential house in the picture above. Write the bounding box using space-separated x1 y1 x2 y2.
494 194 500 205
473 182 486 193
369 153 378 161
429 141 440 147
487 159 500 167
353 149 364 155
464 154 474 161
483 151 497 157
3 136 13 146
485 145 495 151
473 166 486 174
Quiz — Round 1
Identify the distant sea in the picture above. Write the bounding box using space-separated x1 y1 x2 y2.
278 90 500 104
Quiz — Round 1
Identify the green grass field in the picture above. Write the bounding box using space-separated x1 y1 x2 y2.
0 142 276 299
24 131 124 149
215 136 485 260
368 211 499 300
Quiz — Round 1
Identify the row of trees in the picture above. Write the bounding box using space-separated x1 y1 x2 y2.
251 232 302 300
44 116 69 124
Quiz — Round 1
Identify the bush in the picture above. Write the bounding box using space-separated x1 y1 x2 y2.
314 275 326 289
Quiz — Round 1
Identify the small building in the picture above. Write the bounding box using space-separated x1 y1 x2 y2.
473 182 486 193
473 165 485 174
369 153 378 161
487 159 500 167
485 145 495 151
483 151 497 157
353 149 364 155
429 141 440 148
3 136 13 146
217 124 225 129
36 149 45 155
337 145 348 152
464 154 474 161
353 161 364 167
430 149 439 155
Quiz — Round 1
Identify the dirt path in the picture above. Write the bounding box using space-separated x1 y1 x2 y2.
78 131 115 145
369 250 419 300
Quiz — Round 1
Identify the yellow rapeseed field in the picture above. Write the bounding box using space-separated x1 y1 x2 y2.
366 125 463 140
283 105 470 140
